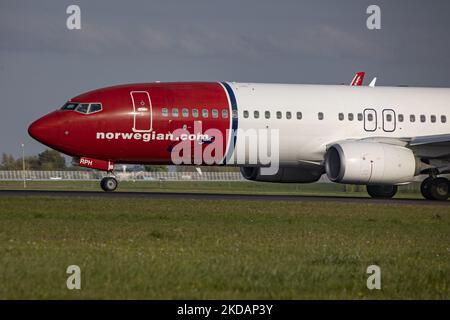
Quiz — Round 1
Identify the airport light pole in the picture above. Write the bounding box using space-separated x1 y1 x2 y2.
21 143 26 188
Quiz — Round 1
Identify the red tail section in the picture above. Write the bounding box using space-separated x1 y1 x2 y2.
350 72 365 86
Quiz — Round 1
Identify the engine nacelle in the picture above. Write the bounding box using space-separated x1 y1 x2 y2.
240 166 323 183
325 141 418 185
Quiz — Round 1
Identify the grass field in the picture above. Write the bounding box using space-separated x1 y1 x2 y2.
0 193 448 299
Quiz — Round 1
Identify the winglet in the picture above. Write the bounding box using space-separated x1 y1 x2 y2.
369 77 377 88
350 72 365 86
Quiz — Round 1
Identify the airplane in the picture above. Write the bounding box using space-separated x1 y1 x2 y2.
28 81 450 200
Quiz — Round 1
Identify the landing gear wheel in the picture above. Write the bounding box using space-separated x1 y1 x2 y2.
100 177 118 192
366 185 398 199
428 177 449 201
420 177 434 200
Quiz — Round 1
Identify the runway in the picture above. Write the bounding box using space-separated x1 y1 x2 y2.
0 190 448 206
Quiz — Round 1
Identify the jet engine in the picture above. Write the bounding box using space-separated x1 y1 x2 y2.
325 141 419 185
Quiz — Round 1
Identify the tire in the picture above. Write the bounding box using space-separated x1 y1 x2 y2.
100 177 118 192
366 185 398 199
420 177 434 200
428 177 449 201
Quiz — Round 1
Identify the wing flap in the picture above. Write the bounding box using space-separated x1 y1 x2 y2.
408 134 450 147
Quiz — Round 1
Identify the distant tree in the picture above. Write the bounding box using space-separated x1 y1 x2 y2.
38 149 66 170
0 153 19 170
144 165 168 172
0 150 65 170
25 156 40 170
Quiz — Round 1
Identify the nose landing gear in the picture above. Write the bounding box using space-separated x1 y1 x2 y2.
421 176 449 201
100 176 118 192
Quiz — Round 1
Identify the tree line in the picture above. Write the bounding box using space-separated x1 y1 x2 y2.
0 149 66 170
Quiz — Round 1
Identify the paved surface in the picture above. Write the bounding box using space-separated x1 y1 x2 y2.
0 190 448 206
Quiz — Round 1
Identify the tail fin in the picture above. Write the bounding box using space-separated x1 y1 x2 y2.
350 72 365 86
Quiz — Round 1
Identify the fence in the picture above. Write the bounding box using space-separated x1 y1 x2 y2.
0 170 435 184
0 170 246 181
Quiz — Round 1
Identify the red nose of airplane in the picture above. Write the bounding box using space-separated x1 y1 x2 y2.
28 112 63 148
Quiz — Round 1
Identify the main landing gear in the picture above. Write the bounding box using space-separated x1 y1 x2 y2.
100 176 118 192
420 176 450 201
366 176 450 201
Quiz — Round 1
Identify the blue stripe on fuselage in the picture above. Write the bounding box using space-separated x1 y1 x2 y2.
221 82 238 164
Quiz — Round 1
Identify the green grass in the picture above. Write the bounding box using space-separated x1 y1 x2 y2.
0 196 448 299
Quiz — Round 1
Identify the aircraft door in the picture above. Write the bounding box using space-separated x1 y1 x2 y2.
382 109 396 132
131 91 152 132
363 109 377 132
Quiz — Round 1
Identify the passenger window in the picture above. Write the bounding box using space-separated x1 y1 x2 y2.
420 115 426 123
243 110 249 118
76 103 89 114
441 115 447 123
192 109 199 118
286 112 292 119
265 111 270 119
202 109 209 118
398 114 404 122
348 113 354 121
431 115 436 123
61 102 78 110
296 112 302 120
222 110 229 118
367 114 373 121
410 115 416 122
338 113 344 121
232 110 238 118
212 109 218 118
276 111 282 119
357 113 363 121
172 108 179 117
318 112 324 120
254 111 259 119
89 103 102 113
162 108 169 117
386 114 392 122
182 108 189 117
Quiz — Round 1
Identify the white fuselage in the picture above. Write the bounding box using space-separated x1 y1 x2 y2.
227 83 450 165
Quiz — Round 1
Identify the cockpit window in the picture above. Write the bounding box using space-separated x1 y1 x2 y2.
61 102 103 114
61 103 78 110
89 103 102 113
76 103 90 114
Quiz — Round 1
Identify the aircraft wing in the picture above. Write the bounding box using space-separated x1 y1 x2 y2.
408 133 450 148
355 134 450 160
406 134 450 161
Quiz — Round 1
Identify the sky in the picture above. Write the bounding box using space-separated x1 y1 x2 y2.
1 0 449 157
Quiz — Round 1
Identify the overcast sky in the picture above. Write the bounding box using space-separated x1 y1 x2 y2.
1 0 449 157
